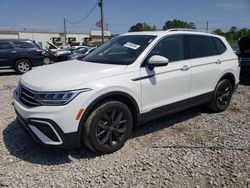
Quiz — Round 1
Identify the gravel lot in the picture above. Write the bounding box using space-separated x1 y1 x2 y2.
0 69 249 187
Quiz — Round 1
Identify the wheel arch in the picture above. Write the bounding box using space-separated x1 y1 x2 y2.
15 57 33 66
76 91 140 146
219 72 236 91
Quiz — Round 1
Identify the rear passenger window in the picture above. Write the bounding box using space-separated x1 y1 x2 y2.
13 41 35 49
0 42 13 50
213 38 227 54
186 35 218 59
147 35 184 63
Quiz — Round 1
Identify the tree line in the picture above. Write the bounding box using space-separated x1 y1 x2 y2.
128 19 250 41
213 27 250 41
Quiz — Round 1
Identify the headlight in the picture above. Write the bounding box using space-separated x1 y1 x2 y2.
35 89 92 106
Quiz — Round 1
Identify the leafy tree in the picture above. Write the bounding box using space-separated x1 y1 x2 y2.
129 23 157 32
230 26 238 33
212 27 250 41
213 29 224 36
162 19 196 30
239 28 250 37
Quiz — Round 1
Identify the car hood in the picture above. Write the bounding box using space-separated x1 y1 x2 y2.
20 60 127 91
238 36 250 53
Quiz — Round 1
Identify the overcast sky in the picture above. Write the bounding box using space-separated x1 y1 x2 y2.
0 0 249 34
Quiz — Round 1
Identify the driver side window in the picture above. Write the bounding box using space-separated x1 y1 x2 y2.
145 35 184 64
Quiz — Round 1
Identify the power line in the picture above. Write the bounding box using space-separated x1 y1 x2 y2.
66 1 99 25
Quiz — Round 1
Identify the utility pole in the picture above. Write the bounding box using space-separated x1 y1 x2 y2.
64 17 67 46
99 0 105 43
206 21 209 32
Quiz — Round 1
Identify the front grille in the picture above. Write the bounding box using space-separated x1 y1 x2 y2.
19 85 40 107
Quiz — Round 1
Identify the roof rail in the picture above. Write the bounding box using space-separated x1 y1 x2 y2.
166 28 199 32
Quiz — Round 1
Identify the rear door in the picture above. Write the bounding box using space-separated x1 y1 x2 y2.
12 40 43 60
0 41 16 67
185 35 221 98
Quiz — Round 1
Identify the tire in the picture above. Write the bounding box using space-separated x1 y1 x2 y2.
44 57 51 65
83 101 133 154
15 59 32 74
207 79 233 112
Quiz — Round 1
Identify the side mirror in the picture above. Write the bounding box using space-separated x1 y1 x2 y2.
147 55 169 70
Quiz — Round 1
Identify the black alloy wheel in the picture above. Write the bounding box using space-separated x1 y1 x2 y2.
207 79 233 112
216 81 232 109
96 110 128 147
83 101 133 154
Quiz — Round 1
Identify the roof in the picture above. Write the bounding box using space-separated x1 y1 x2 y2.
121 29 222 38
122 31 165 36
0 38 33 42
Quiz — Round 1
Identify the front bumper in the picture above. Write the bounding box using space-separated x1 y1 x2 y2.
16 111 80 149
12 92 92 149
12 81 96 149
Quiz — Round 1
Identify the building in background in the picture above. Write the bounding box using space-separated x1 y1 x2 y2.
0 28 112 48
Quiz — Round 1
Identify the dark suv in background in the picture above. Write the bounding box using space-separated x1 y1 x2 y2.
0 39 44 74
238 36 250 71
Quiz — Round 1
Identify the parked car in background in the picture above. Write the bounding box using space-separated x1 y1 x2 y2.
0 39 44 74
53 50 72 62
70 45 89 52
44 42 72 64
46 42 59 52
42 49 56 64
13 30 240 154
68 47 96 60
237 36 250 71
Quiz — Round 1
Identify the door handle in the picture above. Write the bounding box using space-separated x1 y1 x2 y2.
11 51 17 53
180 65 189 71
215 60 222 64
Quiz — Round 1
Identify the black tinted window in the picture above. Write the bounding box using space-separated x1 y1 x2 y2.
0 42 13 49
13 41 35 49
213 37 226 54
147 35 184 62
186 35 218 59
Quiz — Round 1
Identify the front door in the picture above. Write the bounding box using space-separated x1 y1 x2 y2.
140 35 191 119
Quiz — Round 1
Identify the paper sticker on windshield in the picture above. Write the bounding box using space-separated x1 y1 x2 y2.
123 42 140 50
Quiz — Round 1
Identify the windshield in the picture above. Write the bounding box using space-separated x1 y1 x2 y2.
84 35 156 65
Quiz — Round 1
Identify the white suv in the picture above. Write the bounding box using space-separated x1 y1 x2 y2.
13 29 240 154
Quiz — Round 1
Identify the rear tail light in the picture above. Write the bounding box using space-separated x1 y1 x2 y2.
36 49 44 55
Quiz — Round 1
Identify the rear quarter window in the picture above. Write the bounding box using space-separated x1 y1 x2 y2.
185 35 218 59
213 37 227 54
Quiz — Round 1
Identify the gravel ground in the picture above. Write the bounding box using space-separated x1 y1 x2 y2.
0 69 249 187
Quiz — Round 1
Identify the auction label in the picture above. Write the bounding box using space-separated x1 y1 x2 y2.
123 42 141 50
